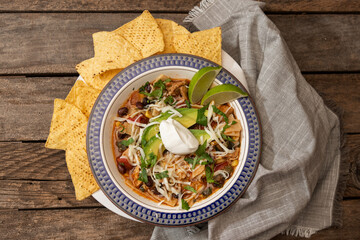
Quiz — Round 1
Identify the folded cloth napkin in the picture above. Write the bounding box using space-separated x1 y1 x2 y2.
151 0 344 239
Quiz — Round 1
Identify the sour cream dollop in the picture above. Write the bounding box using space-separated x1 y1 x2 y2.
159 118 199 155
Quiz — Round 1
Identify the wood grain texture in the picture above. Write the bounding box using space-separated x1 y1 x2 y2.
0 0 359 12
305 74 360 133
0 180 100 209
1 74 358 141
0 76 75 141
0 142 69 181
0 200 358 240
0 14 359 75
0 208 154 240
272 200 360 240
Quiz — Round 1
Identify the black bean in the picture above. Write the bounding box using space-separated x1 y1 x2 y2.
142 97 149 106
227 141 235 149
145 176 153 187
117 163 126 174
117 131 127 139
214 144 222 151
202 187 212 197
116 141 127 151
152 188 161 195
213 175 225 188
145 83 152 93
117 107 128 116
136 102 144 109
224 165 233 174
172 193 179 199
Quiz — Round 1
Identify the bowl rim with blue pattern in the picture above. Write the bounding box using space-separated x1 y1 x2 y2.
87 53 261 226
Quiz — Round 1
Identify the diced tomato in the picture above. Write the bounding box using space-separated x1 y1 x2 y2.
116 156 133 170
128 114 149 124
214 161 228 172
129 91 144 105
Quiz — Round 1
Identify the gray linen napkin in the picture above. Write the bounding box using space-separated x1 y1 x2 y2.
151 0 342 239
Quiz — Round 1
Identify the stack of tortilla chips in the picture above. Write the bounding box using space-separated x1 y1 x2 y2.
45 10 222 200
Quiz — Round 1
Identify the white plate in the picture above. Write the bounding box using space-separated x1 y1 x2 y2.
88 50 249 221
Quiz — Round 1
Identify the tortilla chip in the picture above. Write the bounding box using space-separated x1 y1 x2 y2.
92 31 142 76
89 69 122 90
156 19 190 54
76 58 96 83
173 27 222 65
114 10 164 57
66 142 99 200
45 99 88 150
65 81 101 118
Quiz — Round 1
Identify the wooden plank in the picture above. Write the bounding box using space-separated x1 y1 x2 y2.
0 0 359 13
0 180 100 209
0 76 75 141
1 74 358 141
304 74 360 134
0 142 70 181
273 200 360 240
344 134 360 198
0 135 358 210
0 208 154 240
0 200 359 240
0 14 359 74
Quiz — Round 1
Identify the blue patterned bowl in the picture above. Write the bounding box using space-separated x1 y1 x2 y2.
87 54 261 226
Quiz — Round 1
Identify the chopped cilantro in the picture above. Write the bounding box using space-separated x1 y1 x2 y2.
153 79 166 89
181 199 190 210
212 105 228 123
139 82 150 93
205 165 215 183
221 133 234 142
120 137 134 147
140 156 147 169
164 95 175 105
155 171 169 179
147 152 157 168
185 100 191 108
199 152 213 165
138 168 148 183
195 141 207 156
192 157 199 170
139 80 167 99
184 157 194 165
164 78 171 83
184 185 197 193
196 104 209 126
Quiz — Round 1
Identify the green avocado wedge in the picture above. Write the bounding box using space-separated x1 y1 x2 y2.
150 108 199 128
189 129 211 143
141 124 159 147
143 136 164 160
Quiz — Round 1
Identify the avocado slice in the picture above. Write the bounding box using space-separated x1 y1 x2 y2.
189 129 211 143
150 108 203 128
141 124 160 147
143 136 165 159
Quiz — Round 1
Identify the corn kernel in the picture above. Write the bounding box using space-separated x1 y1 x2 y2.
231 160 239 167
115 121 121 127
145 109 152 118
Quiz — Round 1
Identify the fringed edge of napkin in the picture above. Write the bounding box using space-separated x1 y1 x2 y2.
183 0 216 23
324 99 350 229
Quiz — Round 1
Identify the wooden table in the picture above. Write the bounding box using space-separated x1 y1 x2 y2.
1 0 359 239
